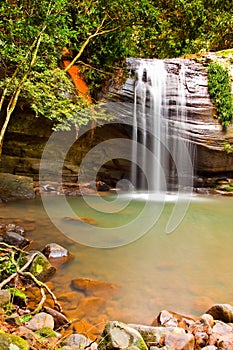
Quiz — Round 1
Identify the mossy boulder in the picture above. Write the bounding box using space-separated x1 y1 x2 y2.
0 332 29 350
98 321 148 350
0 173 35 201
27 251 56 281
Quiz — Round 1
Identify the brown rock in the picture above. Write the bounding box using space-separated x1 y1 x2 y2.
78 297 106 316
165 333 195 350
72 319 100 338
63 216 97 225
0 173 35 201
206 304 233 323
71 278 119 298
152 310 197 327
58 291 84 306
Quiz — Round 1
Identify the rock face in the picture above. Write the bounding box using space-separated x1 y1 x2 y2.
107 57 233 178
1 54 232 184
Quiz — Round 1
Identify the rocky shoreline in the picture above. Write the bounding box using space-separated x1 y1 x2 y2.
1 172 233 203
1 221 233 349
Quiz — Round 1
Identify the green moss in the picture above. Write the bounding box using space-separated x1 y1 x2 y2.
35 327 57 338
222 141 233 154
216 49 233 57
0 333 29 350
8 288 27 304
207 62 233 128
221 185 233 192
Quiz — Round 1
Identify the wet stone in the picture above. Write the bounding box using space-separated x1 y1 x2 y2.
3 231 30 248
62 334 97 350
165 333 195 350
25 312 54 330
71 278 119 298
98 321 148 350
42 243 69 259
206 304 233 323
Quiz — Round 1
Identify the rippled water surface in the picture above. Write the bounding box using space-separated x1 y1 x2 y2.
1 193 233 325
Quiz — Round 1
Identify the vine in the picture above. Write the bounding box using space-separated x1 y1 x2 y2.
207 62 233 128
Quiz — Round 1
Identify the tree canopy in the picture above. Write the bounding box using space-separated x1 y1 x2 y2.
0 0 232 155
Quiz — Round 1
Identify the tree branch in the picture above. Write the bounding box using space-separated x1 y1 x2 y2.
64 14 120 72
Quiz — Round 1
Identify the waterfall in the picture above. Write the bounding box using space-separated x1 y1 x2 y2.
131 59 194 192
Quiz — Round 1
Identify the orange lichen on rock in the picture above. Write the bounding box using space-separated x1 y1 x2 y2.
63 60 92 103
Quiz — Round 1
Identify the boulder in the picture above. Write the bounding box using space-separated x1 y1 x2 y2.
98 321 148 350
0 332 29 350
0 173 35 201
206 304 233 323
27 251 56 281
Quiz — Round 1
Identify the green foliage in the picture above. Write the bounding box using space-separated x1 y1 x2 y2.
19 314 32 323
8 288 27 303
35 327 57 338
0 0 232 137
0 256 17 280
219 184 233 192
207 62 233 128
222 141 233 154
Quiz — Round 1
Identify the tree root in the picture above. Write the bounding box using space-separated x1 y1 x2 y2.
0 242 63 313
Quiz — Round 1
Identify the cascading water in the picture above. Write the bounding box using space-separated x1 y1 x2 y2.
131 59 194 193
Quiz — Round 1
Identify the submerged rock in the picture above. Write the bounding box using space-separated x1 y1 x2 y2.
71 277 119 297
63 216 98 225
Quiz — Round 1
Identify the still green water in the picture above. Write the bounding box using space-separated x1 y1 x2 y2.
1 193 233 324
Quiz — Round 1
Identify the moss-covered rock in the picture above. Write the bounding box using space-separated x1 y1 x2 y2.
27 251 56 281
0 173 35 201
0 332 29 350
98 321 148 350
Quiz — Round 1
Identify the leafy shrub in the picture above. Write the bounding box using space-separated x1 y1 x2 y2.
207 62 233 128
